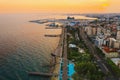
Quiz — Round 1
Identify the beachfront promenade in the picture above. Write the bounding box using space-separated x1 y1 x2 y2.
62 28 68 80
51 27 64 80
51 27 68 80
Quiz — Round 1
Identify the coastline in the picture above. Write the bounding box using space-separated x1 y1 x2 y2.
50 27 64 80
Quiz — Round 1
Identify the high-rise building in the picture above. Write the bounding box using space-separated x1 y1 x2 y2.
85 26 92 36
85 26 97 36
109 38 120 49
92 27 97 35
116 26 120 40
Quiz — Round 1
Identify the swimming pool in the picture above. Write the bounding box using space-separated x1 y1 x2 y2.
59 60 75 80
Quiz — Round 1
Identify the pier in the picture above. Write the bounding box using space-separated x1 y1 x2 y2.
51 28 68 80
45 27 61 29
28 72 58 77
44 34 61 37
29 20 48 24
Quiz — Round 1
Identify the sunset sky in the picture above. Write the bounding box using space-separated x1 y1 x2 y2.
0 0 120 13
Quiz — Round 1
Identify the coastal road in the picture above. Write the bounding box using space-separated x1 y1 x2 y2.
62 28 68 80
79 27 119 80
52 27 68 80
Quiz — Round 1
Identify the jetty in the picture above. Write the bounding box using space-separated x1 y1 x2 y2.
29 20 48 24
45 27 61 29
44 34 61 37
28 72 58 77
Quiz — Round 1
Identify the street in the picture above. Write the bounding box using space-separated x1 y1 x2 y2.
79 27 119 80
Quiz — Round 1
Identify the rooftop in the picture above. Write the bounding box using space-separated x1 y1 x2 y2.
117 26 120 30
111 58 120 65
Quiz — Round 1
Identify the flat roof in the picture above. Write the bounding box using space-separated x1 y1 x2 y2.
111 58 120 65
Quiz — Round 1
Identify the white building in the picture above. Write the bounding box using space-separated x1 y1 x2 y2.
69 44 77 48
111 58 120 68
85 26 92 36
109 38 120 49
95 33 104 47
116 26 120 40
109 38 116 48
85 26 97 36
114 41 120 48
97 27 102 35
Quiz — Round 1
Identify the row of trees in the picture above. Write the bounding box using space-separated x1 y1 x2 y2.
107 58 120 77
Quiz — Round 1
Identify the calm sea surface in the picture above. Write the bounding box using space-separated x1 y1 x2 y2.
0 13 94 80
